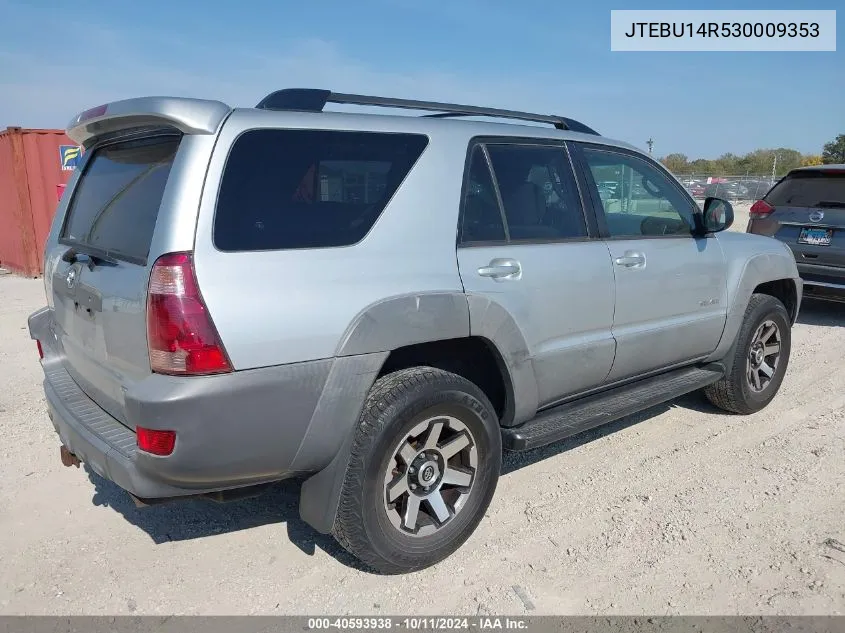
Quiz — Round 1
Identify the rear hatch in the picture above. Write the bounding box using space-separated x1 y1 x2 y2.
50 134 181 429
751 168 845 270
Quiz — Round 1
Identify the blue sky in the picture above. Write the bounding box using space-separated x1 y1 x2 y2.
0 0 842 158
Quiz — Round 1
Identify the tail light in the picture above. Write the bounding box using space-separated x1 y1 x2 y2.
137 427 176 456
36 340 44 359
749 200 775 219
146 252 232 375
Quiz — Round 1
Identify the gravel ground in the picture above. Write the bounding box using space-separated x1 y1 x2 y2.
1 207 844 615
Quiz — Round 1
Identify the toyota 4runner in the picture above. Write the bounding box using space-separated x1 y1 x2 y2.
29 89 802 574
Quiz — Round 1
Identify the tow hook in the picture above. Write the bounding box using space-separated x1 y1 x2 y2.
60 445 80 468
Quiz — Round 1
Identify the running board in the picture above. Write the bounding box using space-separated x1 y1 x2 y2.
502 366 724 452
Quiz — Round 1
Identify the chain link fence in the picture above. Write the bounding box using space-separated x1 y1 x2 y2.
671 174 778 201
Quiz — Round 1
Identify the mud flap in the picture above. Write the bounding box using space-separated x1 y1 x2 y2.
296 351 388 534
298 429 357 534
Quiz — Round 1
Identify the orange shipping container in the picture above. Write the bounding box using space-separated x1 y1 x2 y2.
0 127 80 276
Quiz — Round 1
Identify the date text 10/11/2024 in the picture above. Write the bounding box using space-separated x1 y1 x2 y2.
307 618 529 630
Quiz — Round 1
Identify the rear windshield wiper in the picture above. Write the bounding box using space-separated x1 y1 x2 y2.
61 246 118 268
815 200 845 209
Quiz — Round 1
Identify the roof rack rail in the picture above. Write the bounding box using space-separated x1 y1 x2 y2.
254 88 599 135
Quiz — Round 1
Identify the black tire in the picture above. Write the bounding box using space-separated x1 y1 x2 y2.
704 293 791 414
331 367 502 574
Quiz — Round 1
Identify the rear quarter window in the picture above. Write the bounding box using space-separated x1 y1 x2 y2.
766 170 845 206
213 129 429 251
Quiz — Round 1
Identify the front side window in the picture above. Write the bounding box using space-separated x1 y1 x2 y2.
582 147 697 238
214 129 428 251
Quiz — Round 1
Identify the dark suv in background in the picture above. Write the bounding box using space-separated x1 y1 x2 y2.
748 165 845 302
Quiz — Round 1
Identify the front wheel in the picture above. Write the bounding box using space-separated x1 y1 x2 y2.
704 293 792 414
332 367 501 574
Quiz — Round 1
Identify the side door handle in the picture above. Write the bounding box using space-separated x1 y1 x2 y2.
478 258 522 279
614 252 646 268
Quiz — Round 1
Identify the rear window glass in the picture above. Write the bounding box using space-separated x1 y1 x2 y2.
214 129 429 251
766 171 845 207
61 136 179 263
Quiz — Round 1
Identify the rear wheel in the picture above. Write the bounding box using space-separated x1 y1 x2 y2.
704 293 791 414
332 367 501 574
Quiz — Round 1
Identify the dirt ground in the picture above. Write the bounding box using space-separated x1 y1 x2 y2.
1 207 844 615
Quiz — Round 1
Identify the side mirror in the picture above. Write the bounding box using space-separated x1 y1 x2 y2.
700 196 734 234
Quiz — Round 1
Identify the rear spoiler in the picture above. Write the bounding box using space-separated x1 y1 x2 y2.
67 97 233 147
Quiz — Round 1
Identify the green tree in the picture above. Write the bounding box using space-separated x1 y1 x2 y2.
668 147 809 175
740 149 777 174
712 153 740 174
822 134 845 164
661 153 689 173
772 148 802 174
689 158 712 173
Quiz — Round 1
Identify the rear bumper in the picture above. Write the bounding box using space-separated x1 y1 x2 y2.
796 261 845 284
795 262 845 300
43 362 188 498
28 307 385 499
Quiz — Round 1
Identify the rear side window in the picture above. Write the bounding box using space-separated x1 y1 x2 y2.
214 130 429 251
766 170 845 207
459 142 586 245
61 136 179 263
461 147 506 243
486 144 586 241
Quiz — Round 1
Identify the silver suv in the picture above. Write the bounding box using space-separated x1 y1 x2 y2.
29 89 802 574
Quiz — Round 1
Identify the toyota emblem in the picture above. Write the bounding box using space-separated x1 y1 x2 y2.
809 210 825 223
65 268 77 289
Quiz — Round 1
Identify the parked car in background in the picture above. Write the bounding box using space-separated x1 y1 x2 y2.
705 182 747 201
704 183 734 200
747 164 845 302
597 180 619 198
742 179 774 201
688 183 706 198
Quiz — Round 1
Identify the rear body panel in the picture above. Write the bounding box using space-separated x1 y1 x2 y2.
44 133 219 428
50 260 149 426
32 98 395 499
193 109 470 369
31 305 387 497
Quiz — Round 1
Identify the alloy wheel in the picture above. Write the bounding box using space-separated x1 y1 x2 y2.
747 319 781 393
382 415 478 537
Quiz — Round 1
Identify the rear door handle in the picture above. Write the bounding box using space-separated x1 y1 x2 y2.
614 252 646 268
478 258 521 279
